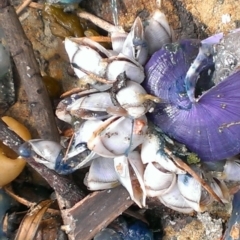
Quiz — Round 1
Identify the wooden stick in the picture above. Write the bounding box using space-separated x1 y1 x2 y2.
0 1 59 142
78 11 125 33
164 147 223 204
87 36 112 43
71 62 114 84
3 185 60 215
61 186 133 240
16 0 32 15
29 2 44 10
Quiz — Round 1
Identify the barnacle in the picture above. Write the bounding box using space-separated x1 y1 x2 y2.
17 12 240 216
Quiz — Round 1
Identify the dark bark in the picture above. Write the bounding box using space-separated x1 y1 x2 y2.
62 186 133 240
0 1 59 142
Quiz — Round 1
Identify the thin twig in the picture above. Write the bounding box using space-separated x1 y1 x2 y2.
64 133 74 161
0 1 59 142
29 2 44 10
87 36 112 43
60 86 90 98
164 147 223 204
78 11 125 33
3 185 60 215
4 185 35 208
71 62 114 84
16 0 32 15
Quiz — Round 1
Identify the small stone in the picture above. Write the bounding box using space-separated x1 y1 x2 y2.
197 212 223 240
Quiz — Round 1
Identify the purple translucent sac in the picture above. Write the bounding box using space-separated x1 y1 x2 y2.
184 33 225 102
144 39 202 105
184 29 240 94
144 39 240 162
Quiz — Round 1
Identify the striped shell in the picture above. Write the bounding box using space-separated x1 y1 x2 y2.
144 39 240 161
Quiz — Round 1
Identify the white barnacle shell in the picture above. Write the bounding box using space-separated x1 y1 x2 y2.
63 120 102 168
155 150 186 174
116 81 154 118
74 120 103 144
177 168 213 212
56 89 101 124
114 151 146 208
88 115 148 158
141 130 185 174
106 54 145 84
141 131 161 164
144 10 174 55
209 178 230 203
65 38 114 91
158 183 194 214
111 31 128 54
55 99 73 124
84 157 119 190
121 17 148 65
25 139 62 170
64 38 105 78
223 157 240 181
144 162 176 197
67 92 114 120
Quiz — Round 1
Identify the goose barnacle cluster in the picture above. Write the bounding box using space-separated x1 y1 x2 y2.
18 10 240 214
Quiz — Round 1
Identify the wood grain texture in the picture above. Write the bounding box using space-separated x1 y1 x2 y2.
62 185 133 240
0 3 59 141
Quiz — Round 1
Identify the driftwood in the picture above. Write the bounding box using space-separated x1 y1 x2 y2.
62 186 133 240
0 1 133 239
0 0 59 142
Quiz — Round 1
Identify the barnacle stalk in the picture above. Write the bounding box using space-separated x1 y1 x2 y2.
138 93 161 103
71 62 114 84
